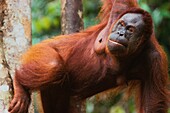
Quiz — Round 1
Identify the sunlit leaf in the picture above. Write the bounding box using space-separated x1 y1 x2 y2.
40 17 51 30
110 106 125 113
35 20 43 33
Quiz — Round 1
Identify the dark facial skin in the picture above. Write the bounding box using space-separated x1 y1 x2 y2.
107 13 145 56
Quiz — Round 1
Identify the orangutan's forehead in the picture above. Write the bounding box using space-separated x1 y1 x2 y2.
119 13 144 27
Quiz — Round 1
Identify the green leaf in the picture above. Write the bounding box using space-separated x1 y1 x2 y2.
34 20 43 33
110 106 125 113
40 17 51 30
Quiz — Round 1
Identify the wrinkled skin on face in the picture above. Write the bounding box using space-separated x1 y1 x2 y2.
107 13 145 56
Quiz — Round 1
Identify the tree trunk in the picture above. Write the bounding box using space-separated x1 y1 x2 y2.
61 0 85 113
0 0 34 112
61 0 84 34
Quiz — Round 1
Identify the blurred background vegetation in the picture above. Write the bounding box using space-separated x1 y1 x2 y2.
32 0 170 113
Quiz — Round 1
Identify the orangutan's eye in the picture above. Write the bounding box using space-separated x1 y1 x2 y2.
127 26 135 33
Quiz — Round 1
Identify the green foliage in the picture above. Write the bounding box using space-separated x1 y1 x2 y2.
32 0 61 44
110 106 125 113
83 0 101 28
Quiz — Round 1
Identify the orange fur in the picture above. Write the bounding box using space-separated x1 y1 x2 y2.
10 0 169 113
